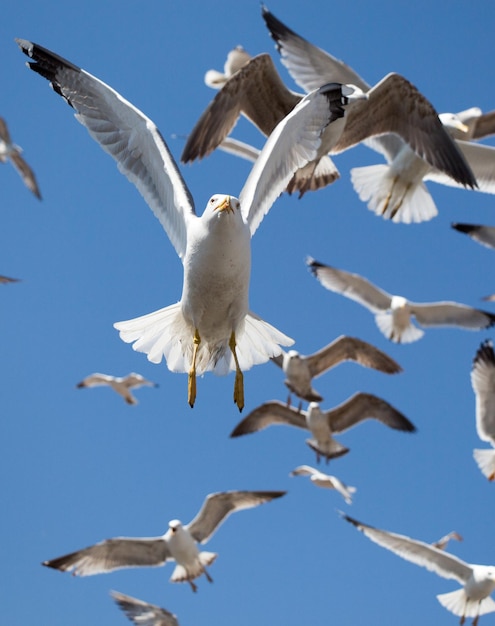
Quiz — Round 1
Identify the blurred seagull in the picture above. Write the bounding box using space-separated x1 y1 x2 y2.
230 396 415 463
452 223 495 250
204 45 252 89
0 116 41 199
0 274 20 284
308 258 495 344
290 465 356 504
76 372 158 405
42 490 285 592
343 514 495 625
271 335 402 403
471 340 495 481
433 531 464 551
112 591 179 626
17 39 358 412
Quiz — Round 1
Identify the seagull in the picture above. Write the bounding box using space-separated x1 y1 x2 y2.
0 275 20 284
76 372 158 405
471 340 495 481
182 17 475 198
42 490 285 592
289 465 356 504
204 45 252 89
230 396 415 463
342 513 495 625
452 223 495 250
307 258 495 343
262 6 483 224
17 39 357 412
271 335 402 403
111 591 179 626
433 531 464 551
0 116 41 199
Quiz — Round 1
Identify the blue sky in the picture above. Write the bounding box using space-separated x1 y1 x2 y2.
2 1 495 624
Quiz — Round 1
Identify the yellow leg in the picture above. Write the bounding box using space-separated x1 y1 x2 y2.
229 331 244 412
188 329 201 408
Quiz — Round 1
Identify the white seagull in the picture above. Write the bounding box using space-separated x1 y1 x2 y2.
230 396 415 463
343 514 495 625
204 45 252 89
308 258 495 344
42 490 285 592
290 465 356 504
76 372 158 405
271 335 402 403
0 116 41 199
112 591 179 626
17 39 358 412
471 340 495 481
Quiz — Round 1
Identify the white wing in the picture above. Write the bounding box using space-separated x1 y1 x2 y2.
471 340 495 444
218 136 261 163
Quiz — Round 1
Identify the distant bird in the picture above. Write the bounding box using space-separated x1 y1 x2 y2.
18 40 357 412
42 490 285 592
432 531 463 551
112 591 179 626
204 45 252 89
471 340 495 481
452 223 495 250
290 465 356 504
343 513 495 625
0 117 41 199
230 396 415 463
76 372 158 405
262 6 482 223
308 258 495 343
0 275 20 284
271 335 402 403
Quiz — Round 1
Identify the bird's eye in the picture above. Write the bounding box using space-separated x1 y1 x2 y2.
210 197 216 204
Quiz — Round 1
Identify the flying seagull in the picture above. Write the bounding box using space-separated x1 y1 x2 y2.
17 39 358 412
204 45 252 89
307 258 495 343
0 275 20 284
42 490 285 592
262 6 483 224
433 531 463 551
76 372 158 405
471 340 495 481
289 465 356 504
111 591 179 626
342 514 495 625
271 335 402 403
0 116 41 199
230 396 415 463
452 223 495 250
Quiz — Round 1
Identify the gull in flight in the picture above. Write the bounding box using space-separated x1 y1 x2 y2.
0 116 41 199
204 45 252 89
290 465 356 504
17 39 359 411
112 591 179 626
230 396 415 463
433 531 464 551
0 275 20 284
76 372 158 405
471 340 495 481
42 490 285 592
262 6 486 224
308 258 495 344
343 514 495 625
271 335 402 403
182 13 475 199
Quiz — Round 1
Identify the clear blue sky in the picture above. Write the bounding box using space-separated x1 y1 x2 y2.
2 1 495 624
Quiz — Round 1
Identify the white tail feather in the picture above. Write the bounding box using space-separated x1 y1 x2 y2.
306 437 349 461
169 551 217 584
473 448 495 480
437 588 495 619
374 312 424 343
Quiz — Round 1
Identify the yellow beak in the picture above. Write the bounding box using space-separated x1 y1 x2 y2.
215 195 233 213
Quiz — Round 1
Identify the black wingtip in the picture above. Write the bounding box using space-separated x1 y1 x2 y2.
306 256 325 274
261 5 298 50
451 222 478 235
474 339 495 368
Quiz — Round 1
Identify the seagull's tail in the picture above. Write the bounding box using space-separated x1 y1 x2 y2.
473 448 495 481
169 551 218 586
374 312 424 344
306 437 349 463
350 165 438 224
437 588 495 619
286 156 340 197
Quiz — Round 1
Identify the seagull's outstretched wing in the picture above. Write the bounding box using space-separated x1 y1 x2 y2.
471 340 495 444
42 536 171 576
17 38 195 260
327 392 416 434
186 490 286 544
230 400 308 437
410 302 495 329
218 136 261 163
111 591 180 626
342 514 472 583
452 223 495 249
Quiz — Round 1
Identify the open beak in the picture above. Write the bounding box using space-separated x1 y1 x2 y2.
215 195 233 213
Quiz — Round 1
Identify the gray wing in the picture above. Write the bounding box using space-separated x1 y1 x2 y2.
17 38 195 260
218 136 261 163
230 400 308 436
467 109 495 140
262 6 370 92
410 301 495 329
452 223 495 250
334 73 477 188
9 150 42 199
306 335 402 378
42 536 171 576
0 117 12 143
186 490 286 544
326 392 416 434
471 340 495 444
111 591 179 626
181 53 301 163
0 275 20 284
307 258 393 313
343 514 472 584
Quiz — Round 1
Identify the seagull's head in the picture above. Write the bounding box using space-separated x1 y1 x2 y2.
340 83 368 104
206 194 240 216
390 295 408 310
168 519 183 534
438 112 470 138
